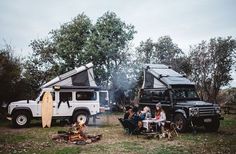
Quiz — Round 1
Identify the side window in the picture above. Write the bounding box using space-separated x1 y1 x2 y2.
163 90 170 101
152 91 163 101
40 92 55 101
60 92 72 101
173 89 185 99
99 92 108 106
76 92 97 100
51 92 55 101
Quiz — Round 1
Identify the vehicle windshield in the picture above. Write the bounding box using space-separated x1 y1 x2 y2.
173 88 200 100
35 90 44 101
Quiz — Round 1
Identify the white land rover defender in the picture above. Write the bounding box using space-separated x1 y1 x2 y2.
7 63 110 128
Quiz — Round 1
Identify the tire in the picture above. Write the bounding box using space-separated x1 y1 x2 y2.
204 118 220 132
174 113 188 132
72 111 89 125
12 110 31 128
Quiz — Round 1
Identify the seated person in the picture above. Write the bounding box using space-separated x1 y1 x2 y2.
128 106 139 122
139 106 151 120
154 103 166 133
123 106 140 134
124 106 132 120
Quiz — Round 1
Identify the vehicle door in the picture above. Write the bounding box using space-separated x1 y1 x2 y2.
56 91 73 116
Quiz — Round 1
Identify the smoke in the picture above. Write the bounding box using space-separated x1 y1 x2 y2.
109 60 143 106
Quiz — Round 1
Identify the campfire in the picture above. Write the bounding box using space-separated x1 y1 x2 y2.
52 121 102 145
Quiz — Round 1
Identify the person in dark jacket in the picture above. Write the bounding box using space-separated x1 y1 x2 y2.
124 106 132 119
123 106 140 134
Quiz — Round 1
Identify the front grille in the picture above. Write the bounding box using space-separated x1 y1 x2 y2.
199 107 215 116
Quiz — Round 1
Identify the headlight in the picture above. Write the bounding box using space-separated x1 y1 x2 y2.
189 107 199 117
215 107 221 114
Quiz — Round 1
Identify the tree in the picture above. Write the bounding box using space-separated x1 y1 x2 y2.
135 38 155 64
25 12 136 100
135 36 187 73
190 37 236 102
24 39 59 97
190 41 211 100
24 14 93 93
86 11 136 87
0 44 27 104
51 13 93 72
154 36 185 73
85 12 136 108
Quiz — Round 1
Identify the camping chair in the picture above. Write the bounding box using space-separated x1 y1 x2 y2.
118 118 142 135
118 118 129 134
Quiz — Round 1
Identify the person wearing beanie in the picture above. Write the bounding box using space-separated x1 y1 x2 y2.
155 102 166 133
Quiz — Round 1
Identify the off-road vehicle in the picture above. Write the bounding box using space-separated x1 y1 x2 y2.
139 64 223 132
7 63 109 128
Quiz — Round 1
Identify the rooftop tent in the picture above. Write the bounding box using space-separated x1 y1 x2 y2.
41 62 97 89
141 64 194 89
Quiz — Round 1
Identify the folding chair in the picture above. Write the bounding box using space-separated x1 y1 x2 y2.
118 118 142 135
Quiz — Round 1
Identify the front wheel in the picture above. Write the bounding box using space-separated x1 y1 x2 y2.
12 110 31 128
174 113 188 132
72 111 89 125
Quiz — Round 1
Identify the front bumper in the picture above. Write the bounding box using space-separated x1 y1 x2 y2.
6 114 12 120
189 115 223 126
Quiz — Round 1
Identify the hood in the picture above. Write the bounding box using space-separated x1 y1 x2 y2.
10 100 36 105
176 100 216 108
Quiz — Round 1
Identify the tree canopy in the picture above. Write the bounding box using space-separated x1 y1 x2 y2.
190 37 236 102
0 11 235 105
0 44 32 104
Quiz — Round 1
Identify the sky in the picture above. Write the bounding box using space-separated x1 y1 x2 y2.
0 0 236 86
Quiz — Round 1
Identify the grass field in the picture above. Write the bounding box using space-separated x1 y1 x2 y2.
0 113 235 154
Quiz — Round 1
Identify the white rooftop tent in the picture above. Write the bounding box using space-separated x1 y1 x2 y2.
41 62 97 89
142 64 194 89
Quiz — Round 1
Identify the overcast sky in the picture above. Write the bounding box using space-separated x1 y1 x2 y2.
0 0 236 86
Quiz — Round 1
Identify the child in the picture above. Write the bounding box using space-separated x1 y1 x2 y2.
140 106 151 120
155 103 166 133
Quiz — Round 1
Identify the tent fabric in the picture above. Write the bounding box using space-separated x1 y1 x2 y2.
144 71 154 88
41 62 97 89
149 68 182 77
142 64 194 89
87 67 96 87
71 70 89 86
153 78 166 88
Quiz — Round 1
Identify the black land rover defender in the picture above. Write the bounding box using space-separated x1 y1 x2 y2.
138 64 223 132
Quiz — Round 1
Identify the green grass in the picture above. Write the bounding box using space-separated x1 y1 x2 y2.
0 114 235 154
0 134 28 143
220 115 236 128
52 147 81 154
152 145 188 154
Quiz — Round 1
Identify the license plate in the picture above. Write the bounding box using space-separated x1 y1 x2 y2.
204 118 212 123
